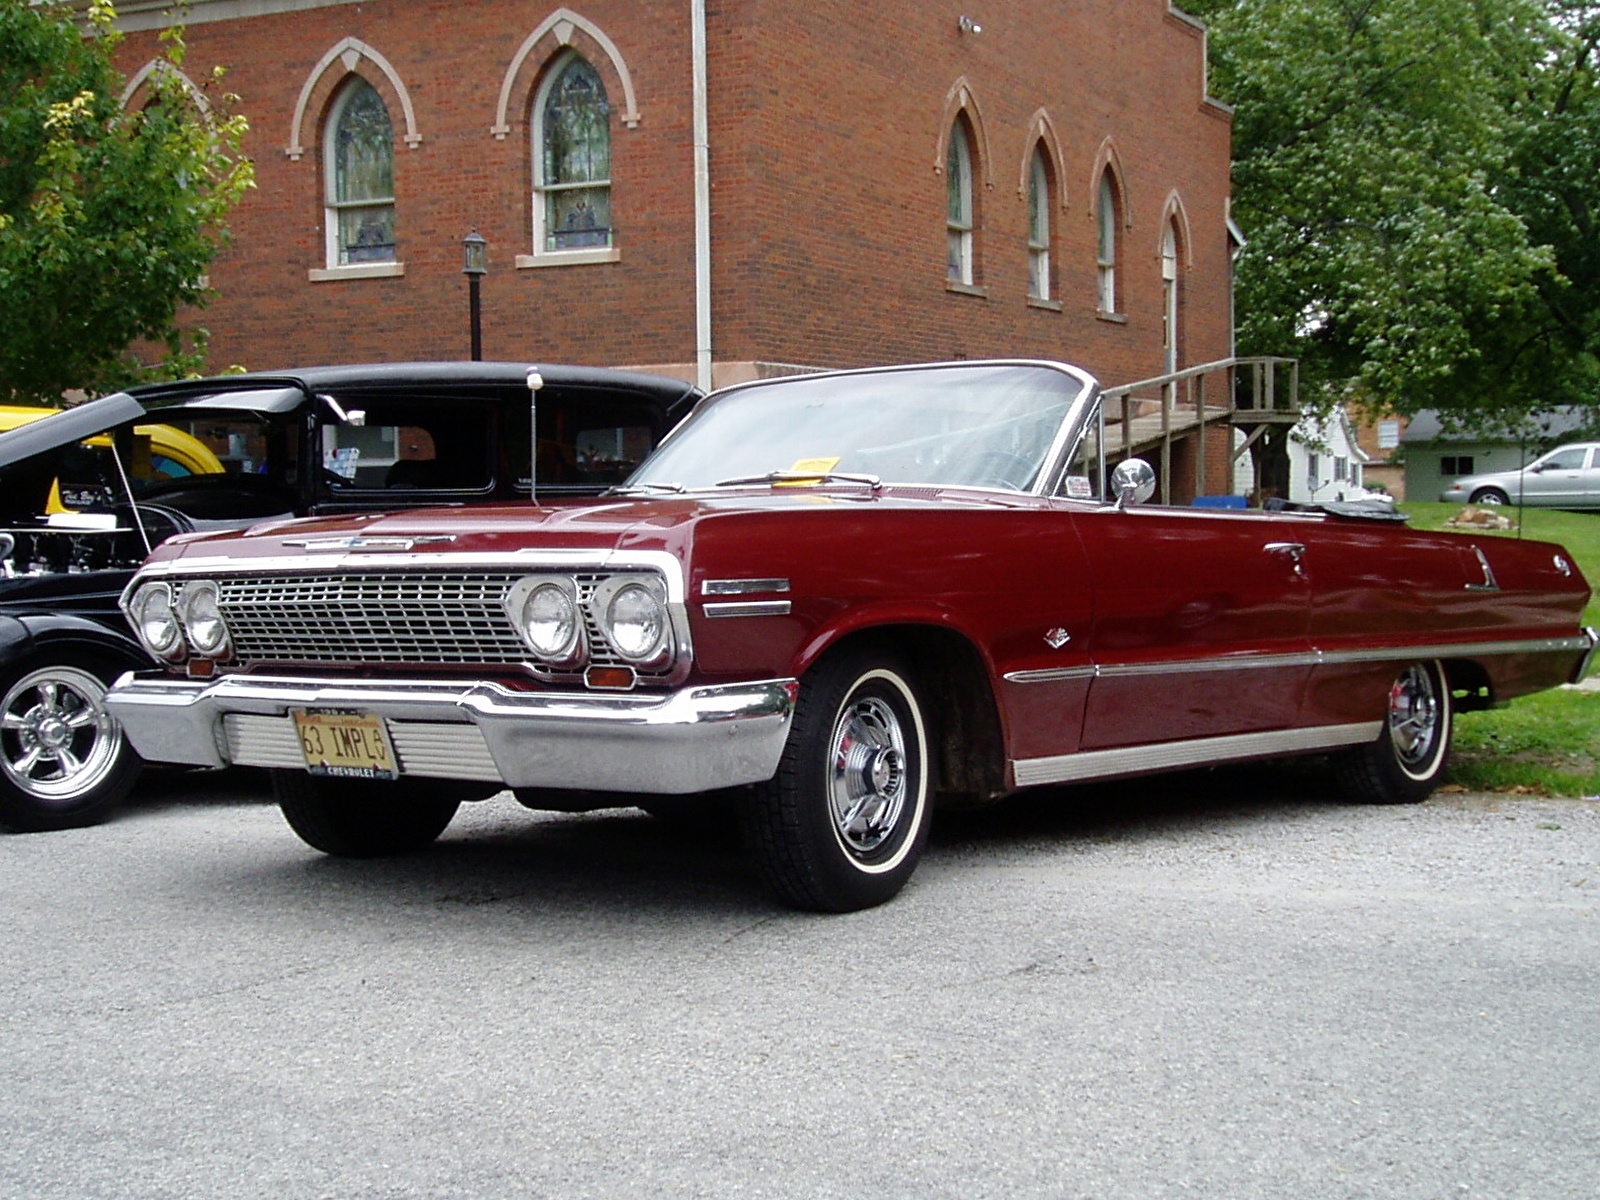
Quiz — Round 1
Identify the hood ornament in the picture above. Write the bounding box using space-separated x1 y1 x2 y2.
283 535 458 552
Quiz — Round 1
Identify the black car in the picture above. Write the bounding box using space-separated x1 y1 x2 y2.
0 362 699 832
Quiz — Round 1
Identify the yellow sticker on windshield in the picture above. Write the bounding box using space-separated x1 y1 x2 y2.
776 456 842 486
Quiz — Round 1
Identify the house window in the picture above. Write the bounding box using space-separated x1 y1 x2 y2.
1308 453 1320 490
1334 455 1348 482
325 79 396 267
1378 419 1400 450
1027 148 1050 300
534 54 612 253
1096 173 1118 313
947 121 974 285
1440 455 1475 476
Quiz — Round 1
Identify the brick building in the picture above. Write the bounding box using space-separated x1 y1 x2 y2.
108 0 1234 396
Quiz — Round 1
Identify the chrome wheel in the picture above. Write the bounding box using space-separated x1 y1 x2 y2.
1388 663 1442 777
0 666 125 804
828 694 909 857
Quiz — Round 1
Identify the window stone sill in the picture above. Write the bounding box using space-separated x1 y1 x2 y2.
945 280 988 298
1096 309 1128 324
308 262 406 282
1027 296 1064 312
515 248 621 268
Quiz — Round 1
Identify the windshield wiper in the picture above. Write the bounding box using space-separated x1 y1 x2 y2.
606 480 687 496
713 470 882 491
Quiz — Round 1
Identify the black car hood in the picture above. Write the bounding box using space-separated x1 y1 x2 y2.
0 393 145 471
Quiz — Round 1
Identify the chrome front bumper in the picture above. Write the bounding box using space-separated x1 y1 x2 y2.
105 673 797 795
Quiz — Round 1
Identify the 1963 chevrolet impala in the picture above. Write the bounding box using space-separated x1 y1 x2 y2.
104 361 1597 911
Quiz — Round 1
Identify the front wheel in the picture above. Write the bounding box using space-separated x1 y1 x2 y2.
0 655 142 832
1470 488 1510 506
742 649 933 912
272 770 462 857
1334 660 1452 805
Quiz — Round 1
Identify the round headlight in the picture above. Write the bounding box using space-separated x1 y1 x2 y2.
179 582 230 657
130 582 184 660
506 578 583 665
605 583 668 662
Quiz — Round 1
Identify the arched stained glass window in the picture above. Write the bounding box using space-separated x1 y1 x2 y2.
947 121 974 285
535 55 613 252
1097 173 1118 313
325 78 396 266
1028 148 1050 300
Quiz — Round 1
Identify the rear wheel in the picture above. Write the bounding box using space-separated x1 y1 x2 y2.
0 654 141 832
1470 487 1509 506
1334 660 1452 805
272 770 462 856
742 648 932 912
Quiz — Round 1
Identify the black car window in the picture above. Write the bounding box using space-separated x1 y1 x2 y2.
319 398 493 493
504 390 670 492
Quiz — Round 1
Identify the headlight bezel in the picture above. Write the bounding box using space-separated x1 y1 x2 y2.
593 575 672 667
504 575 586 667
129 581 186 662
177 581 232 659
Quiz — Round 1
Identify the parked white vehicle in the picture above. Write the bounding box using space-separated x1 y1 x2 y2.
1440 442 1600 508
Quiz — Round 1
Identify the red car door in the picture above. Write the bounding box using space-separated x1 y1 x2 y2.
1070 505 1315 750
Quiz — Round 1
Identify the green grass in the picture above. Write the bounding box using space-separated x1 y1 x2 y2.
1398 501 1600 796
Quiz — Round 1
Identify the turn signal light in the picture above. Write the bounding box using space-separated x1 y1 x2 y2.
585 666 636 690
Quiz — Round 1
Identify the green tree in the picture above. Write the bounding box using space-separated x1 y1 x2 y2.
1186 0 1558 420
0 0 252 404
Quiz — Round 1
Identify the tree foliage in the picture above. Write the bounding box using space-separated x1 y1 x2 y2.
1187 0 1600 426
0 0 253 404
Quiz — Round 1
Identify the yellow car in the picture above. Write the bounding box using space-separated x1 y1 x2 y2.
0 405 224 512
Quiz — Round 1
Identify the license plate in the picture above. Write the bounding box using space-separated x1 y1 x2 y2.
291 709 397 780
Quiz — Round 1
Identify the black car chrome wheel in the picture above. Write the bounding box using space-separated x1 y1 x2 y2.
743 648 932 912
1335 660 1452 805
0 656 141 832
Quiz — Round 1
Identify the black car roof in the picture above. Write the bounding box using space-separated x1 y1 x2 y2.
127 361 702 407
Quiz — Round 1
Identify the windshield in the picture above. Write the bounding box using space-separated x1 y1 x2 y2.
627 362 1093 492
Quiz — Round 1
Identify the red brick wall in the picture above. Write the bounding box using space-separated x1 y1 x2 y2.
114 0 1231 392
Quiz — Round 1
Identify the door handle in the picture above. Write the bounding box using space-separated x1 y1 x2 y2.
1264 542 1306 577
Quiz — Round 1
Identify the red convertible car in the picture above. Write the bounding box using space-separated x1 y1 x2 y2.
104 361 1597 911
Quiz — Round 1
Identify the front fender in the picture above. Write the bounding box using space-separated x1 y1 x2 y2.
792 600 989 678
0 612 149 673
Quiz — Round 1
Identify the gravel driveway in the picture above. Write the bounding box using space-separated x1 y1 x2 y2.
2 765 1596 1199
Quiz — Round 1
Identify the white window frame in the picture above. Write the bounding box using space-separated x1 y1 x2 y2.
320 78 400 276
947 121 974 286
521 51 619 269
1097 174 1119 314
1027 148 1050 301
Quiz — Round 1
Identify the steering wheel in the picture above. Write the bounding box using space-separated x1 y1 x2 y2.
966 451 1034 490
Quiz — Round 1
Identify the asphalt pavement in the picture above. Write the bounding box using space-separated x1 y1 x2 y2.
2 765 1597 1199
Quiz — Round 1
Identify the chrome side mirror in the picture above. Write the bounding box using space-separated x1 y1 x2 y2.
1110 458 1157 509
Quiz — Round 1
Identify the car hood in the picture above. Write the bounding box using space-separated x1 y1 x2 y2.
144 487 1036 567
0 393 146 472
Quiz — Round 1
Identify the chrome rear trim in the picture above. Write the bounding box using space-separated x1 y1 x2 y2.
1011 721 1382 788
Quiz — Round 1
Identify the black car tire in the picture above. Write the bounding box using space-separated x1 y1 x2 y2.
0 651 142 833
273 769 462 857
1334 660 1453 805
1469 487 1510 506
742 648 932 912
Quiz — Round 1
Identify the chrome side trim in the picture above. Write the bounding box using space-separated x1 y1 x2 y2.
1003 635 1595 685
1314 635 1595 666
703 600 792 618
702 578 791 596
1012 721 1382 788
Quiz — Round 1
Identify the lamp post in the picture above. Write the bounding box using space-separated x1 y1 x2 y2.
462 227 487 361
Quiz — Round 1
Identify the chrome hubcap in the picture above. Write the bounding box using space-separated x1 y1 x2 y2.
1388 665 1440 769
828 695 908 856
1 668 123 802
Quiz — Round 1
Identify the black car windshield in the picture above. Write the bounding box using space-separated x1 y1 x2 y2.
626 363 1091 492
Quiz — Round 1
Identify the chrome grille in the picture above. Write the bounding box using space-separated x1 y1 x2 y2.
211 571 527 664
